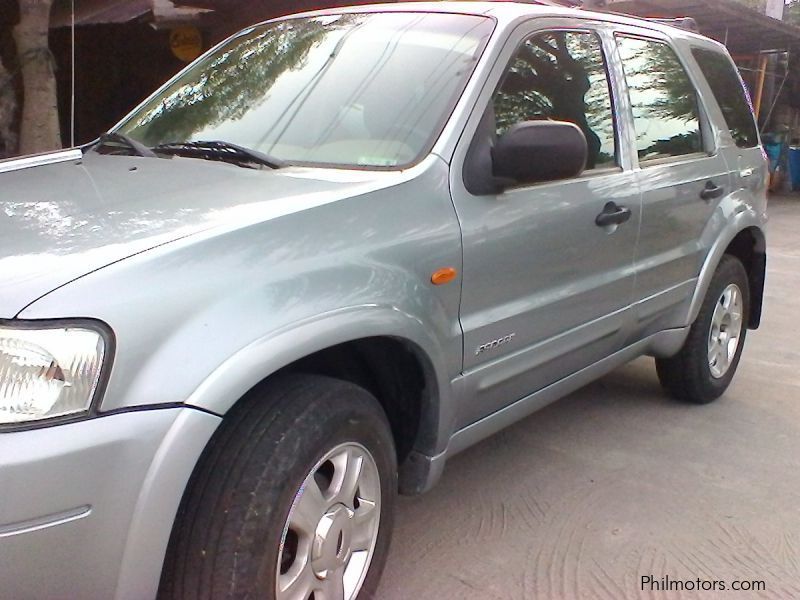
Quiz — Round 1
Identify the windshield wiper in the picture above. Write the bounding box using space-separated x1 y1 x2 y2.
93 131 157 157
151 140 286 169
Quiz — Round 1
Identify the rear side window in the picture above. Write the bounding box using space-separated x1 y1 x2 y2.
692 48 759 148
616 35 703 161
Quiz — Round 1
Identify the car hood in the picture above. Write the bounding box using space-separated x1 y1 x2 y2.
0 151 393 318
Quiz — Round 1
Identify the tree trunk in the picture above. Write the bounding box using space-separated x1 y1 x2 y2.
13 0 61 155
0 57 18 158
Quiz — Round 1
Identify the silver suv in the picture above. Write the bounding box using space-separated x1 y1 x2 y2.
0 2 767 598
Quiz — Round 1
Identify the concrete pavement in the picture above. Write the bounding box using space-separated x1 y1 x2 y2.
377 195 800 599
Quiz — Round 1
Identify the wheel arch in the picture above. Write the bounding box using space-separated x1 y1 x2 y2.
688 223 766 329
722 226 766 328
117 311 454 597
184 306 454 493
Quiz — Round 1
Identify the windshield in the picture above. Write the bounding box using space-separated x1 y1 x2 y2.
117 12 493 169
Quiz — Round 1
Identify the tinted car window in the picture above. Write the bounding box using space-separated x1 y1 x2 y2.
616 36 703 161
493 31 617 169
692 48 759 148
118 13 493 169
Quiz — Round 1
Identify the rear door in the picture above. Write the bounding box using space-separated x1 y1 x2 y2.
612 29 733 337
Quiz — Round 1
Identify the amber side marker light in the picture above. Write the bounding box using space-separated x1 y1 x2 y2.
431 267 458 285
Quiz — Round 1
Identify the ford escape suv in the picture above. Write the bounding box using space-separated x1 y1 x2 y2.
0 2 767 598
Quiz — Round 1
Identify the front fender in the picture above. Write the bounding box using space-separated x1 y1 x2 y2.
185 304 454 456
19 157 464 458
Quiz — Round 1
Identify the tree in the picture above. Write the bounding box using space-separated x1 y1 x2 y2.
733 0 800 23
0 57 18 157
13 0 61 155
786 0 800 24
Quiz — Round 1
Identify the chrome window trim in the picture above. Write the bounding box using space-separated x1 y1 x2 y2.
0 149 83 174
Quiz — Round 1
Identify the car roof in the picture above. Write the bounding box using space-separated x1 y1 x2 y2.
279 1 719 48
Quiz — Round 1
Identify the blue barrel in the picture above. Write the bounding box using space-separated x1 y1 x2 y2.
789 147 800 191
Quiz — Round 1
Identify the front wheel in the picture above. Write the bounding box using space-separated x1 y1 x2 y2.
159 374 397 600
656 255 750 404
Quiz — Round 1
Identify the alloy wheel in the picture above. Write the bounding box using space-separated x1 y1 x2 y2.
277 443 381 600
707 283 744 379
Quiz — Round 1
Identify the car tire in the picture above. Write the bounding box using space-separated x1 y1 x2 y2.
655 254 750 404
158 374 397 600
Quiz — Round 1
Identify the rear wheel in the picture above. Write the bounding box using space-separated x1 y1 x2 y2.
159 374 397 600
656 255 750 404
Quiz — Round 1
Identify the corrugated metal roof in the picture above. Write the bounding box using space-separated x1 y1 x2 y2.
50 0 210 28
152 0 213 25
50 0 152 27
166 0 800 54
48 0 799 54
610 0 800 54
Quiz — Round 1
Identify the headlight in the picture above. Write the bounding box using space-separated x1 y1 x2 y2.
0 322 109 425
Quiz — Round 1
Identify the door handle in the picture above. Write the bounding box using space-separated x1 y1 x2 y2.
700 180 725 201
595 202 632 227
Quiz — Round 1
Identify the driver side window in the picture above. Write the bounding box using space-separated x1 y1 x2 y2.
493 30 617 170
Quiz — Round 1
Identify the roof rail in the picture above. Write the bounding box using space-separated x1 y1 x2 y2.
646 17 700 33
509 1 702 33
513 0 572 6
575 2 700 33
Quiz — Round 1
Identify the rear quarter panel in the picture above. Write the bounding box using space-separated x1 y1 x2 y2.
673 35 768 326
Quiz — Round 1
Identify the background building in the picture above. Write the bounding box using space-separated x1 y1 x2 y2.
0 0 799 161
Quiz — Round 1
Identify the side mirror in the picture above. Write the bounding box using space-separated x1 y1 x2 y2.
492 121 588 186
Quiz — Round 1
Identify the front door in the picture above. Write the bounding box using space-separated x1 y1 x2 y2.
449 24 641 428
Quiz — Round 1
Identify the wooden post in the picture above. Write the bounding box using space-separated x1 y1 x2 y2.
753 53 769 120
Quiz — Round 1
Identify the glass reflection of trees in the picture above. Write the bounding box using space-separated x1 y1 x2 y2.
118 13 493 168
123 17 341 147
616 36 703 161
493 31 616 169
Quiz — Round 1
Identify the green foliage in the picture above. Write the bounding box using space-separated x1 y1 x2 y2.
786 0 800 24
731 0 800 24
